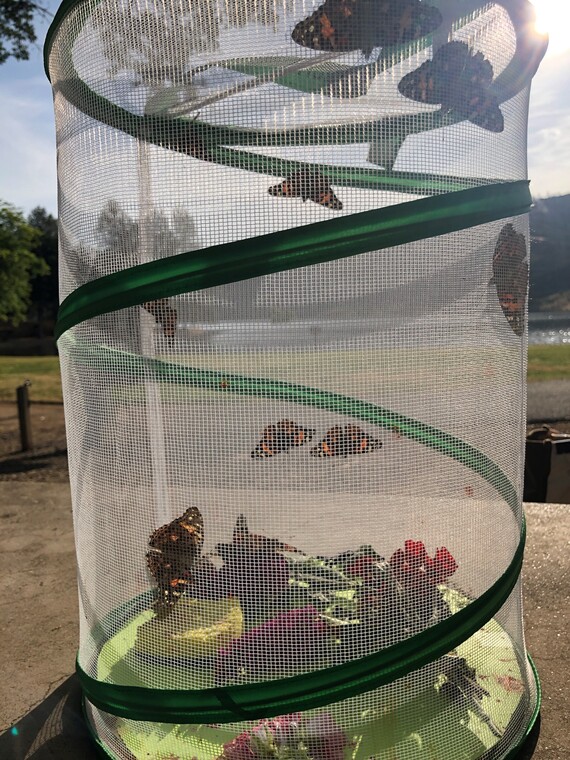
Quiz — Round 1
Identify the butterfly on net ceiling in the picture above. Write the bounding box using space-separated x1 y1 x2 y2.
251 419 316 458
490 223 528 337
291 0 442 58
310 424 383 457
398 41 504 132
146 506 204 618
268 170 343 210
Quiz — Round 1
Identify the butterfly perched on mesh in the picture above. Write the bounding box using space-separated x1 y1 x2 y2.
310 424 382 457
398 41 504 132
143 299 178 338
491 223 528 336
291 0 442 58
268 170 343 210
146 506 204 618
251 419 316 458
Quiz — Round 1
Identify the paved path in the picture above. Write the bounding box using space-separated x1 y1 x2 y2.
527 380 570 422
0 483 567 758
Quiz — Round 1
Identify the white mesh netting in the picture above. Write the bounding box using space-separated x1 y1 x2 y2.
46 0 544 757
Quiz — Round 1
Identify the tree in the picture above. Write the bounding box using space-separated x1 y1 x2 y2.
0 1 51 64
0 201 47 325
28 206 59 334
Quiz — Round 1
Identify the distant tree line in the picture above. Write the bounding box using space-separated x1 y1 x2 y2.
0 201 57 330
1 191 569 354
529 194 570 310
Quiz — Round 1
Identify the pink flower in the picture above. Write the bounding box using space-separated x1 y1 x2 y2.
428 547 458 584
389 542 457 587
219 731 255 760
404 539 429 568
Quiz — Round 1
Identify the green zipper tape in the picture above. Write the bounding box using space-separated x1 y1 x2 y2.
80 654 541 759
55 181 531 340
60 337 520 514
76 519 525 723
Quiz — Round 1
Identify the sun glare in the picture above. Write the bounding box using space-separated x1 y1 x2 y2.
530 0 566 55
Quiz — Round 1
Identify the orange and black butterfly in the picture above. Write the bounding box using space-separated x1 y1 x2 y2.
311 424 382 457
251 419 316 458
268 170 343 210
398 41 504 133
143 299 178 338
146 506 204 618
291 0 442 58
491 224 528 336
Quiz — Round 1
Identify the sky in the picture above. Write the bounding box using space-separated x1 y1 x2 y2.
0 0 568 217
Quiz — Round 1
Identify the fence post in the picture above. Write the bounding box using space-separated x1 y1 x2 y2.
16 381 33 452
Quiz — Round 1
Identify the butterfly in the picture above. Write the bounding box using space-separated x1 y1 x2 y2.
146 506 204 618
143 299 178 338
491 223 528 336
398 41 504 132
268 170 343 210
291 0 442 58
251 418 316 458
310 424 382 457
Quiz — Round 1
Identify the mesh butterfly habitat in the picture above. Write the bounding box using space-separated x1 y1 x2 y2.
45 0 547 757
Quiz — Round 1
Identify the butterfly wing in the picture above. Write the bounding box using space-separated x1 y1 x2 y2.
310 425 343 457
291 0 355 52
344 424 383 454
398 60 441 104
147 506 204 617
492 224 528 336
268 179 295 198
460 89 504 132
143 299 178 338
251 424 278 458
401 42 504 132
312 188 344 210
292 0 441 54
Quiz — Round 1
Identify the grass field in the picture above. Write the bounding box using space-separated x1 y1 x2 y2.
0 345 567 402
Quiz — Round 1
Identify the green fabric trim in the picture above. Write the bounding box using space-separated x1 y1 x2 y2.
55 181 531 340
50 72 491 186
80 654 540 758
75 520 525 723
60 338 520 514
44 0 546 176
500 655 541 760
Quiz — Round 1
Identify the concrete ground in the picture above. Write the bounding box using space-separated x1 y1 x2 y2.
0 483 567 759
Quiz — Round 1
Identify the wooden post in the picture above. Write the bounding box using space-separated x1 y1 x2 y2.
16 382 33 451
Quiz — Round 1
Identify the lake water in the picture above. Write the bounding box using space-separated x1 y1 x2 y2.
177 312 570 348
528 312 570 345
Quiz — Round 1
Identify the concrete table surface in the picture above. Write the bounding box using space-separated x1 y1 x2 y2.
0 483 567 759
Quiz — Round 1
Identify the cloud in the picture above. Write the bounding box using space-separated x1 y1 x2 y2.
0 17 568 216
528 49 570 198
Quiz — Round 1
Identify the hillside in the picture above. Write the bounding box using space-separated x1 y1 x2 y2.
530 194 570 311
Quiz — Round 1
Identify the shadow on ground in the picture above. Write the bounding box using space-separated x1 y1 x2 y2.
0 676 97 760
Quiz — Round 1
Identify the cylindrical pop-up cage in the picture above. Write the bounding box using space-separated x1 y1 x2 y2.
46 0 546 757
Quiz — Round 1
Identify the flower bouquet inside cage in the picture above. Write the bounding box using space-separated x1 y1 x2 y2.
102 509 507 759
